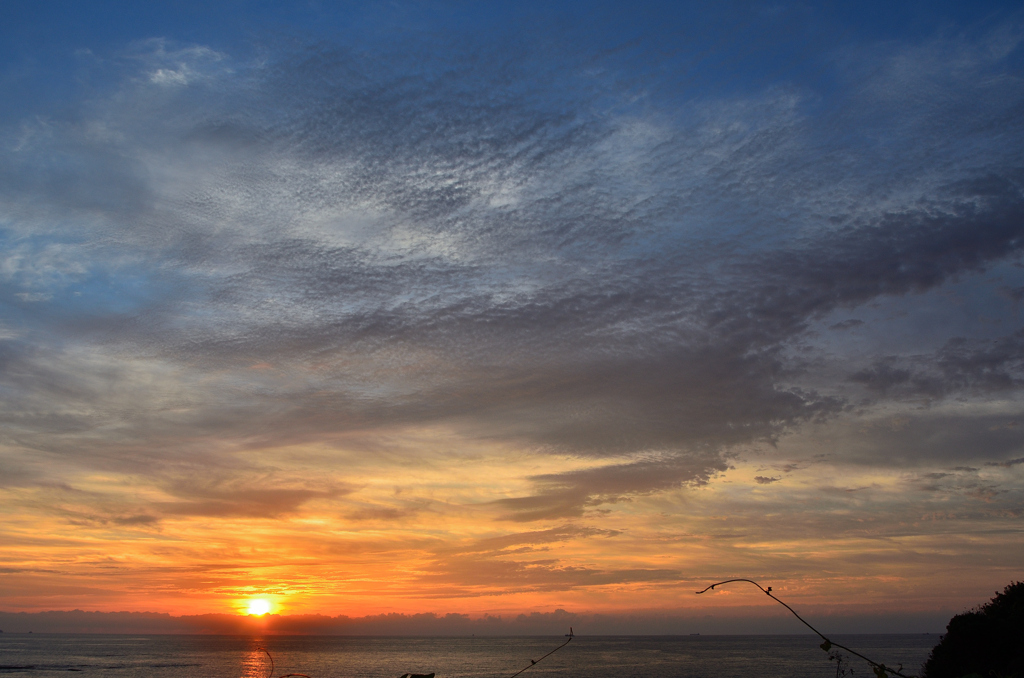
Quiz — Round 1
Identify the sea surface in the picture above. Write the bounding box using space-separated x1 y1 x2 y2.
0 634 938 678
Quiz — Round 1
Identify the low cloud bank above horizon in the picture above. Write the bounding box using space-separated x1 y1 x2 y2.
0 607 954 636
0 1 1022 622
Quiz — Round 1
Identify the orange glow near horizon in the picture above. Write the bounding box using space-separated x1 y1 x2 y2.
1 435 1020 621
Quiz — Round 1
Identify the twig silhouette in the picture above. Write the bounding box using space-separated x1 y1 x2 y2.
257 647 311 678
696 579 914 678
506 628 574 678
258 630 574 678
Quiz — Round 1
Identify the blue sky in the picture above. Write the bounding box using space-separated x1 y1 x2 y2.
1 0 1022 625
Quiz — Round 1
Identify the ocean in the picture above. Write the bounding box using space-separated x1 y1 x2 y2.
0 634 938 678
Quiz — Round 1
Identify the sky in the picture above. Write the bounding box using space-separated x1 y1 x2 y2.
1 0 1023 631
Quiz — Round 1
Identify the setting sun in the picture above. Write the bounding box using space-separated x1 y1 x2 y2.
247 599 271 616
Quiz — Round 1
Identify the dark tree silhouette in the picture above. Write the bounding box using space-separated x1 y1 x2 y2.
923 581 1024 678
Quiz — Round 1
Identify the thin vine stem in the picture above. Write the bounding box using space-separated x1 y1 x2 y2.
696 579 914 678
258 647 311 678
506 630 574 678
262 631 573 678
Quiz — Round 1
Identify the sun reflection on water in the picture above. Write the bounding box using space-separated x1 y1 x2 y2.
243 642 271 678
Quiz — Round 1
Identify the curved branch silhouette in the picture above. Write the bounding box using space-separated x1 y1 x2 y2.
507 628 574 678
257 630 574 678
258 647 311 678
696 579 914 678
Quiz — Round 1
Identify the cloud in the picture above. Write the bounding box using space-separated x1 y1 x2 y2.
156 485 346 519
849 330 1024 400
414 555 681 596
346 507 418 521
937 331 1024 392
453 525 621 555
850 359 915 394
0 13 1023 577
492 453 729 521
783 410 1024 468
987 456 1024 468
